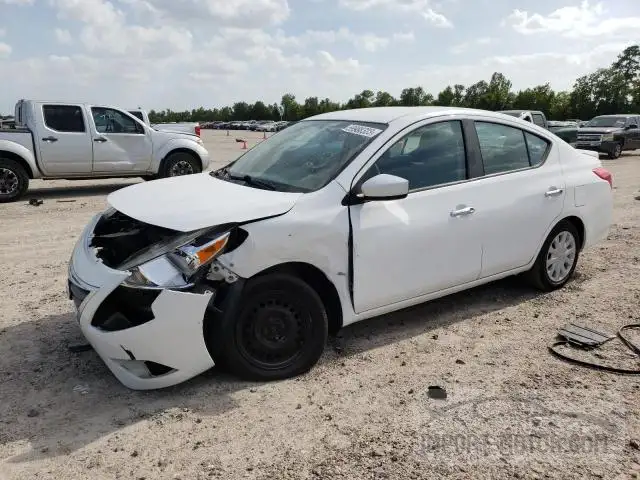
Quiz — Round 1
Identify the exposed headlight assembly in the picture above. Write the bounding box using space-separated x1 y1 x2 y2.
120 229 231 290
601 133 615 141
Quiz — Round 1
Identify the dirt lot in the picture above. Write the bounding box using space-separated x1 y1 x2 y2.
1 130 639 480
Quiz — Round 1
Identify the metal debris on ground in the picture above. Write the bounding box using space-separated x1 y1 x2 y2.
73 384 90 395
57 199 77 203
68 343 92 353
28 198 43 206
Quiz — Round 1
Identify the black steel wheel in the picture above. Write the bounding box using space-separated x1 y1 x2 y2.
212 273 328 380
607 142 622 159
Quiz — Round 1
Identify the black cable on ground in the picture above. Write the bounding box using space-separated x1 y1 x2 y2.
548 323 640 374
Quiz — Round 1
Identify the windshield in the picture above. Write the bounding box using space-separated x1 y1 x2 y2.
216 120 387 192
585 116 627 128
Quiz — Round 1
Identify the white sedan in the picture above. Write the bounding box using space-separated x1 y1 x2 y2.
67 107 614 390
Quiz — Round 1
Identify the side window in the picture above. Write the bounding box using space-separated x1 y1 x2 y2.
128 111 144 122
532 113 546 127
475 122 529 175
525 132 550 166
370 120 467 190
91 107 143 134
42 105 85 133
627 117 638 127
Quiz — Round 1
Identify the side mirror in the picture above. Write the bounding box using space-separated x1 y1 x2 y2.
360 174 409 201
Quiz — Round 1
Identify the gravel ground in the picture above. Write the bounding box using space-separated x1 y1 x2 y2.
1 131 639 480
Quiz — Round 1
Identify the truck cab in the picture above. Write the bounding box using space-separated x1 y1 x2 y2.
499 110 549 130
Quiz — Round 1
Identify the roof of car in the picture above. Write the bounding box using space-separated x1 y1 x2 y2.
595 114 640 118
306 106 504 124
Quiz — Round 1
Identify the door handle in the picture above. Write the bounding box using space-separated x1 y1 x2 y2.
93 137 107 143
42 136 58 142
545 187 564 197
450 206 475 217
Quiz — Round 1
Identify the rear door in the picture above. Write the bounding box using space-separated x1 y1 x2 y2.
626 116 640 148
34 104 93 174
89 106 153 173
470 120 565 278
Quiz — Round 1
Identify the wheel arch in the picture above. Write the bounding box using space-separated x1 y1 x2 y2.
253 262 344 334
0 150 35 178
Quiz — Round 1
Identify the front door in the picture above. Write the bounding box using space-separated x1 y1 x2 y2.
350 120 483 313
90 107 153 173
35 104 93 174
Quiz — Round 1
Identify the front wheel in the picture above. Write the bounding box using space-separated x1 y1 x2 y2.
607 142 622 159
0 158 29 203
160 152 201 178
211 273 328 381
526 220 580 291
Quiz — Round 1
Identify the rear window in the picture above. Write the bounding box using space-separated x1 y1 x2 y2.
43 105 85 133
532 113 546 127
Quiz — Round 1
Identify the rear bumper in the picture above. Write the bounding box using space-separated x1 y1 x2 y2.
67 213 215 390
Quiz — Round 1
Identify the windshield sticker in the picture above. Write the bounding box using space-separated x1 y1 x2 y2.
342 124 383 138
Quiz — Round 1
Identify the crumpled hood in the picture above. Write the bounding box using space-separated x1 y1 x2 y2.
107 173 302 232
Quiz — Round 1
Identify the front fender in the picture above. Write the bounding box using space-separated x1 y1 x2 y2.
0 139 40 178
153 139 210 173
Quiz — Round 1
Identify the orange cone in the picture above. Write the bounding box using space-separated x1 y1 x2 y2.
226 130 229 136
263 131 267 140
242 140 247 149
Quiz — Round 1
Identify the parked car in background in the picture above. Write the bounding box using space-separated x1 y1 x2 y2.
256 121 277 132
575 114 640 159
67 106 613 390
127 109 201 137
0 100 210 202
499 110 549 129
548 120 578 132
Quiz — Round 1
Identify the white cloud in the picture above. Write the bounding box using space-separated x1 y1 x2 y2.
54 28 72 44
450 37 493 54
0 42 11 58
317 50 366 77
504 0 640 38
0 0 34 4
339 0 452 27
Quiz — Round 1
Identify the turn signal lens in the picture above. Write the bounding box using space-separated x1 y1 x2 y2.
169 232 230 274
593 167 613 188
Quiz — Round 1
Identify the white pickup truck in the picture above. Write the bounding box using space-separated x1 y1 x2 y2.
127 109 201 137
0 100 210 202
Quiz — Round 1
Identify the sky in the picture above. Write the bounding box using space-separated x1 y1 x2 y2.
0 0 638 114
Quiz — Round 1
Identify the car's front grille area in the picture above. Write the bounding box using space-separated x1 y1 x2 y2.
577 134 602 142
91 286 160 331
90 210 178 269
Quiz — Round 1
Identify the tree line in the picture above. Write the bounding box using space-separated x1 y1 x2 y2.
149 45 640 124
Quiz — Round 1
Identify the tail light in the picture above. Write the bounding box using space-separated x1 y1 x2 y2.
195 125 201 137
593 167 613 188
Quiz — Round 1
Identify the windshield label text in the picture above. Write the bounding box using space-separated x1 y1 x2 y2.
342 124 383 138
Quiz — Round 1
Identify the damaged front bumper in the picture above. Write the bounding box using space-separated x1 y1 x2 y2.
67 214 216 390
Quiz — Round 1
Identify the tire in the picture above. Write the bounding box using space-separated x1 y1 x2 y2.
526 220 580 291
160 152 201 178
607 142 622 159
211 273 328 381
0 158 29 203
141 175 157 181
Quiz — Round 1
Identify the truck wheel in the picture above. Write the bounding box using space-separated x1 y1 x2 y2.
0 158 29 203
607 142 622 159
161 152 201 178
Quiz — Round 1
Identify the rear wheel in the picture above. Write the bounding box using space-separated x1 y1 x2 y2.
160 152 201 178
607 142 622 159
526 220 580 291
211 273 328 381
0 158 29 203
